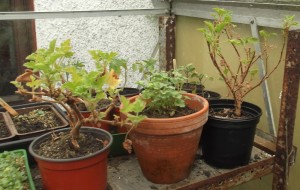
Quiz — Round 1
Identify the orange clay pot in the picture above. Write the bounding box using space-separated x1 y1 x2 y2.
124 93 209 184
29 127 112 190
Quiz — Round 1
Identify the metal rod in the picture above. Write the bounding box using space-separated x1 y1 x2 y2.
250 17 276 136
0 9 167 20
272 29 300 190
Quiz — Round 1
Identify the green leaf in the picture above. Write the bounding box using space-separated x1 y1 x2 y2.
223 68 229 76
229 39 241 45
127 115 147 126
249 69 258 77
204 21 214 32
215 22 227 33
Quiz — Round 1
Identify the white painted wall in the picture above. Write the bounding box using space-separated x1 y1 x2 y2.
34 0 166 87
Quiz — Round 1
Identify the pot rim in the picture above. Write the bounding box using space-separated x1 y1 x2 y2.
123 93 209 122
208 99 262 122
29 126 113 162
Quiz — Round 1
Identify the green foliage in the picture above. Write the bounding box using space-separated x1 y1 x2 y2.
132 58 157 80
137 67 187 116
120 96 147 126
177 63 213 87
198 8 298 116
88 50 127 75
11 39 147 150
283 15 298 29
0 151 28 190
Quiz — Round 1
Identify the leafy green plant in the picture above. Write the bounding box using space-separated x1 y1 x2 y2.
133 60 188 117
132 58 157 81
198 8 297 116
177 63 213 93
0 151 29 190
11 39 146 150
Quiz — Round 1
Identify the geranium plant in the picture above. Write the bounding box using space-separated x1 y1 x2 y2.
132 60 191 117
198 8 297 116
11 39 146 151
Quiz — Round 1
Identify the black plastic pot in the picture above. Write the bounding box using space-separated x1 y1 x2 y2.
197 90 221 100
119 87 140 97
182 83 204 93
201 99 262 168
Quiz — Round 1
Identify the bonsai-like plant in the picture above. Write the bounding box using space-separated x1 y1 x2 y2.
11 39 146 151
198 8 297 116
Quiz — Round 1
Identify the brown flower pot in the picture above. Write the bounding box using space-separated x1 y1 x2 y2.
126 93 209 184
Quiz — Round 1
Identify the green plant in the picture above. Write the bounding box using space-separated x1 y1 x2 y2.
198 8 297 116
133 60 188 117
132 58 157 81
11 39 146 150
177 63 213 92
0 151 29 190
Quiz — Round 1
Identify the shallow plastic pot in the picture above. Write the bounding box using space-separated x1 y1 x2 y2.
201 99 262 168
29 127 112 190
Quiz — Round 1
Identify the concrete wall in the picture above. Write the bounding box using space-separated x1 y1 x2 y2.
34 0 164 87
176 15 300 190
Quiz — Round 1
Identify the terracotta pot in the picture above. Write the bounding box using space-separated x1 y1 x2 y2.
81 111 110 131
125 93 209 184
29 127 112 190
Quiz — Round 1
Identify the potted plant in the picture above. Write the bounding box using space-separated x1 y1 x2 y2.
11 39 145 190
120 63 209 184
198 8 297 168
0 149 35 190
177 63 220 100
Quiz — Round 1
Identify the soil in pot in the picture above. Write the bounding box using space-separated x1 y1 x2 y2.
0 120 10 138
34 130 108 159
141 106 196 118
0 112 15 142
12 107 65 134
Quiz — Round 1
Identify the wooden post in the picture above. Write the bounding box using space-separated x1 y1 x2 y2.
272 30 300 190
